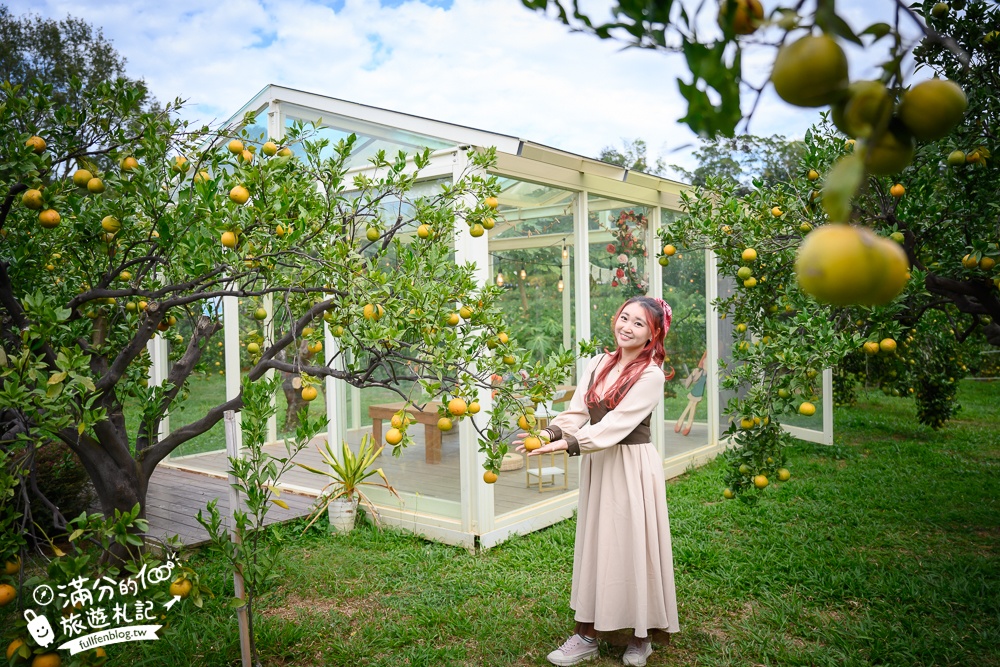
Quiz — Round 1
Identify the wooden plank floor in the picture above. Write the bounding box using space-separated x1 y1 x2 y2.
144 467 318 548
150 421 713 546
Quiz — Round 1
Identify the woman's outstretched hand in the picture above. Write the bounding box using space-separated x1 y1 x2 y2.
513 432 568 457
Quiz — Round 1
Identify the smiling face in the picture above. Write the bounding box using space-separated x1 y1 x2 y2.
614 302 653 356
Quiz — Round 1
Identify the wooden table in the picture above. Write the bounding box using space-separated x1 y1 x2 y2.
369 401 444 464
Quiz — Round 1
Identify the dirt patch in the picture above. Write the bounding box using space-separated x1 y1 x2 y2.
261 590 387 623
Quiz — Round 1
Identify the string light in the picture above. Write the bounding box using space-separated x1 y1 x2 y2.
520 268 527 280
496 271 505 287
557 278 564 292
562 244 568 260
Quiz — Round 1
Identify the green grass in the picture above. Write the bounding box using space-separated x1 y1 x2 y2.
26 381 1000 665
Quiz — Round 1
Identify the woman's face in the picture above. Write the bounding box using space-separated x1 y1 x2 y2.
614 303 652 355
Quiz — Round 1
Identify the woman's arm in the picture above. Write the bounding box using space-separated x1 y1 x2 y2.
541 355 603 443
562 364 665 456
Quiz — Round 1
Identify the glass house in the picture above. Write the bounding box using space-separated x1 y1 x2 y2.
158 85 833 549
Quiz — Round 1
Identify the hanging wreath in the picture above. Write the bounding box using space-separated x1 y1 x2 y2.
603 210 649 296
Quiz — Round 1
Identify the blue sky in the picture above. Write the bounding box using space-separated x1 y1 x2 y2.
9 0 923 179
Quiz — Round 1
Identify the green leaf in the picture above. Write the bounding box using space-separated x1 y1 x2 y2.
48 371 67 385
822 154 864 222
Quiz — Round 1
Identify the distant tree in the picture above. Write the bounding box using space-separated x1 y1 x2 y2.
671 135 806 195
0 6 151 109
598 138 668 176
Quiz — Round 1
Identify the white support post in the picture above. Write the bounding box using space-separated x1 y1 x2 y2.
223 411 252 667
453 147 493 536
706 249 721 448
648 206 664 458
325 321 348 449
573 192 591 381
223 293 243 452
147 333 170 443
561 243 572 352
263 292 277 444
822 367 834 445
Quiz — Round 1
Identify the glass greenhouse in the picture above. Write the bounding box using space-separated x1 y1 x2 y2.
157 85 832 549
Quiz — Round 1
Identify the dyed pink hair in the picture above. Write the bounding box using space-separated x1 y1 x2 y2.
586 296 672 409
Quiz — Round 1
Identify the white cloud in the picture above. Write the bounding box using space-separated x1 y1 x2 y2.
9 0 922 181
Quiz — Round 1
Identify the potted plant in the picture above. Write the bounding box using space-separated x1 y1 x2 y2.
294 434 399 532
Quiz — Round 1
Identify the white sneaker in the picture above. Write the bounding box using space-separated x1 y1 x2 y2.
546 634 599 666
622 639 653 666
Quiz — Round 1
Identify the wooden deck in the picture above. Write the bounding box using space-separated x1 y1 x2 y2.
148 421 711 546
144 466 318 547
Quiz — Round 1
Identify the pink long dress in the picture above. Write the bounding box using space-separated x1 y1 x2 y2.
544 354 679 642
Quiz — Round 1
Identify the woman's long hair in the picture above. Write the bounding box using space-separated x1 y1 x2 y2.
586 296 672 409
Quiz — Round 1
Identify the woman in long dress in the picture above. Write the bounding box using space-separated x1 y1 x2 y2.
516 296 679 667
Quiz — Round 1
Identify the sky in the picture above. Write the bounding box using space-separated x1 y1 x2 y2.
10 0 925 180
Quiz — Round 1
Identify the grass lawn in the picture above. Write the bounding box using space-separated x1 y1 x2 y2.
28 381 1000 665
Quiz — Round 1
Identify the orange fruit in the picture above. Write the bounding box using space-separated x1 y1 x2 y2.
483 470 498 484
866 237 910 305
21 188 43 210
363 304 384 321
771 206 783 217
38 209 60 228
72 169 94 187
31 654 61 667
470 223 485 237
897 78 967 142
262 141 278 156
25 135 46 153
277 147 293 157
662 244 677 256
524 436 542 452
417 224 432 239
743 277 757 288
437 417 453 431
169 578 193 598
484 196 499 209
229 185 250 205
796 225 886 306
979 257 996 270
777 468 791 481
468 401 481 414
301 386 318 402
771 34 849 107
246 342 260 354
863 341 881 355
517 414 536 430
221 231 238 248
86 177 105 194
863 122 916 175
448 398 468 416
228 139 244 154
6 638 26 660
723 488 736 499
121 156 139 171
718 0 764 34
948 150 967 166
4 557 20 574
171 156 189 173
385 428 403 445
879 338 897 353
831 80 893 139
446 312 460 326
253 307 267 321
101 216 121 233
740 417 755 430
0 583 15 606
459 306 473 319
798 401 816 416
807 169 820 181
890 183 905 197
742 248 757 262
753 475 769 489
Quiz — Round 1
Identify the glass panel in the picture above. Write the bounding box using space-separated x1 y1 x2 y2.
661 211 710 455
283 104 455 170
716 274 740 437
587 195 651 350
489 177 580 519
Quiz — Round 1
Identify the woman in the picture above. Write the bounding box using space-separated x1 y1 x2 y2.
516 296 679 667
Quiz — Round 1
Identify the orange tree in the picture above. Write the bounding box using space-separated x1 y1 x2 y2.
0 77 572 538
526 0 998 497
